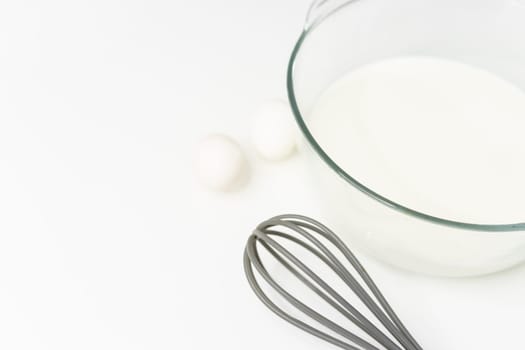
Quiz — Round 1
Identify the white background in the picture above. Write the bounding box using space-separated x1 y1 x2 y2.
1 1 525 349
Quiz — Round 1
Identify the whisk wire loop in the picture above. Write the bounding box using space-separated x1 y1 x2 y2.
244 214 423 350
253 228 401 350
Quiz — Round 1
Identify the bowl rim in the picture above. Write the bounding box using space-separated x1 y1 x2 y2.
286 27 525 233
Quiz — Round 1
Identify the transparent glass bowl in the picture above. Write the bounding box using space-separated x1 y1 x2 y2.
288 0 525 276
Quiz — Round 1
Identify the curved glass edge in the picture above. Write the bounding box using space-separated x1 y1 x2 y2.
286 30 525 233
305 0 358 31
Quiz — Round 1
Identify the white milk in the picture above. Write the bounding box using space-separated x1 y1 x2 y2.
308 56 525 225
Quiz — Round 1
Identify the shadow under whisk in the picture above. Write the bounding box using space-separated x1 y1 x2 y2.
243 214 423 350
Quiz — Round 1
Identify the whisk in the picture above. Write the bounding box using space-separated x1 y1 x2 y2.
243 214 423 350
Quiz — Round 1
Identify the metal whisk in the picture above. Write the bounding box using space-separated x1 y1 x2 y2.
243 214 423 350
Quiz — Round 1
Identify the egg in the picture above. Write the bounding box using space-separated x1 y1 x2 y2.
194 134 247 191
251 99 298 161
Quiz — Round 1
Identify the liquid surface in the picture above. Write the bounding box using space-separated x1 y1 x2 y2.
309 56 525 224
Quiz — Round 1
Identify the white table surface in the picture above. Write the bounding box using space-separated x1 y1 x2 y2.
1 1 524 349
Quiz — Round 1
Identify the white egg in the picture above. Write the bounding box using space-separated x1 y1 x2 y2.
251 99 298 161
195 134 247 191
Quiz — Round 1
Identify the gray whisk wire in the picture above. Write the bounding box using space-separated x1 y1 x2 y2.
243 214 423 350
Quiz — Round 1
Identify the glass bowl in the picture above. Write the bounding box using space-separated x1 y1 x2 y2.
288 0 525 276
